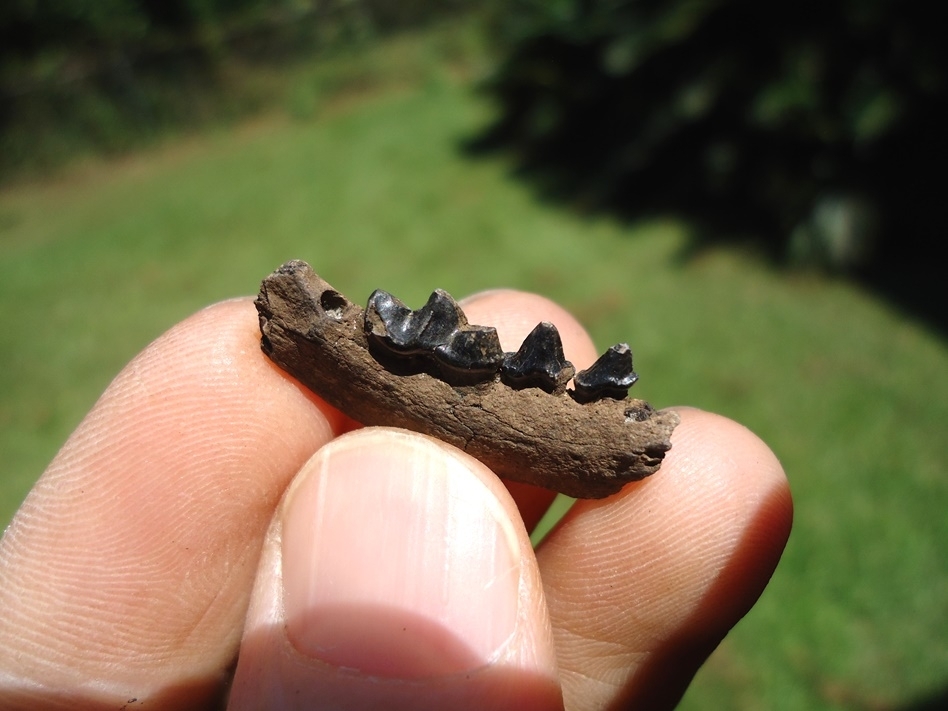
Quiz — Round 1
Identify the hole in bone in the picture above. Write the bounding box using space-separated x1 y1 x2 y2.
320 290 348 320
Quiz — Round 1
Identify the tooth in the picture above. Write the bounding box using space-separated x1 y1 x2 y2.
572 344 638 403
434 327 504 379
501 322 575 393
365 289 463 355
365 288 504 383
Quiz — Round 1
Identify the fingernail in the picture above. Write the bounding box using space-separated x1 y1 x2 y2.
281 429 522 679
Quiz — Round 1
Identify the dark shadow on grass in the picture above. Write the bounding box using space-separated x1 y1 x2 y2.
462 126 948 337
463 0 948 336
896 684 948 711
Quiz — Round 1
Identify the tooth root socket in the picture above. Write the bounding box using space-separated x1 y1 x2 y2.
501 322 575 394
572 343 639 403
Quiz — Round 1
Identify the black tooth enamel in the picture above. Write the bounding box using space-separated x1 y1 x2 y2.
571 343 639 403
417 290 467 351
365 288 463 355
365 288 504 384
365 290 639 399
365 289 413 352
501 322 575 393
434 327 505 378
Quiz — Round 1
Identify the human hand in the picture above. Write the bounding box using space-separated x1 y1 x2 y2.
0 290 791 710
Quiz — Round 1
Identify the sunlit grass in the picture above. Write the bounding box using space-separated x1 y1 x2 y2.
1 22 946 711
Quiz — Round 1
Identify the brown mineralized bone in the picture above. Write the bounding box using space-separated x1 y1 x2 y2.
255 260 679 499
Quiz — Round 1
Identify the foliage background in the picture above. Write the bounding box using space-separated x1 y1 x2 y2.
1 0 480 180
473 0 945 328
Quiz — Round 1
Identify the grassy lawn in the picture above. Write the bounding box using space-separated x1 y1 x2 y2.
1 23 946 710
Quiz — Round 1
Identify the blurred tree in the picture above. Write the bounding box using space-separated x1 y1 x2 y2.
0 0 483 181
475 0 946 276
0 1 147 57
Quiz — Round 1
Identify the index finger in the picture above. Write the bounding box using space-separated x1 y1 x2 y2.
0 298 345 709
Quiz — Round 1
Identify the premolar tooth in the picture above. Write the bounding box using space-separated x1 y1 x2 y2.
501 322 575 393
572 343 638 403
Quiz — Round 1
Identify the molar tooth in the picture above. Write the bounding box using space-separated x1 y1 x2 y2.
571 343 639 403
501 322 575 393
365 289 463 355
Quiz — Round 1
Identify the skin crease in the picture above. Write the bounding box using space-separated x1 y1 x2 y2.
0 290 792 710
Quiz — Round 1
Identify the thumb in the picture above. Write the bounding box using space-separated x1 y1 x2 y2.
229 428 562 711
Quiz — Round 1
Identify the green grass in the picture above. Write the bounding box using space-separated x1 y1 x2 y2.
1 23 946 711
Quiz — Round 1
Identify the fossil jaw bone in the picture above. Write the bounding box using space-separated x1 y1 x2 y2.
255 260 679 498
